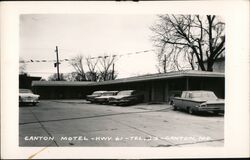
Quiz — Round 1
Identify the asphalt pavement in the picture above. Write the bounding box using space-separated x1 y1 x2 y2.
19 100 224 147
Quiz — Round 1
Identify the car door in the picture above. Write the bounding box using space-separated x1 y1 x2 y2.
185 92 192 110
181 92 190 110
179 92 187 109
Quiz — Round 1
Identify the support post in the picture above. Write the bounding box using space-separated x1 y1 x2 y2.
186 77 189 90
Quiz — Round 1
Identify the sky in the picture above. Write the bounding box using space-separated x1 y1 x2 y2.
20 14 159 79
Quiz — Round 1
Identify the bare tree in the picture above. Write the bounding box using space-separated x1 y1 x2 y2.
69 55 86 81
48 73 66 81
69 54 117 82
85 56 99 81
151 14 225 72
63 72 83 81
97 55 117 81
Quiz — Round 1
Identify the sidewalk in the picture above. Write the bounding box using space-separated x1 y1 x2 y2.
133 103 172 111
49 99 89 104
45 99 172 111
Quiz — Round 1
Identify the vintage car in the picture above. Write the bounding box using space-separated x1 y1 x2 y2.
86 91 106 103
172 90 224 114
94 91 118 104
108 90 144 106
19 89 40 106
168 90 182 105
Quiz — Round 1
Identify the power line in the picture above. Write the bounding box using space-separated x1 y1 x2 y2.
24 72 64 74
19 49 155 63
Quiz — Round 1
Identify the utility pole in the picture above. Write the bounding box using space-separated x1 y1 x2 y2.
54 46 60 81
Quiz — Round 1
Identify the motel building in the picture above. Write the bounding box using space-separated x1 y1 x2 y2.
32 70 225 103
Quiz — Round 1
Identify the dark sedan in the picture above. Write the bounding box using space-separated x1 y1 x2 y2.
108 90 144 106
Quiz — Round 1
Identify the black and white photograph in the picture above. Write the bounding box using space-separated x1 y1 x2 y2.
1 1 249 159
19 13 225 147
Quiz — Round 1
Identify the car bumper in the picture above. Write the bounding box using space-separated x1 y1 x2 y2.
197 107 224 112
109 99 131 104
20 99 39 103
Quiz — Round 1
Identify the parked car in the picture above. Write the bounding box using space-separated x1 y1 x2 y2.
19 89 40 106
108 90 144 106
168 90 182 105
86 91 106 103
95 91 118 104
172 90 224 114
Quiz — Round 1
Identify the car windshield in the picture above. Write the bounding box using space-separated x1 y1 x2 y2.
117 90 133 96
190 92 217 99
19 89 32 93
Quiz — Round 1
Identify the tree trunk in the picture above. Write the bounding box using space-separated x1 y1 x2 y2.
207 59 214 72
198 60 206 71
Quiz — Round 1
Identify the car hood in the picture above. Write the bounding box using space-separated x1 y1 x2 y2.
20 93 39 97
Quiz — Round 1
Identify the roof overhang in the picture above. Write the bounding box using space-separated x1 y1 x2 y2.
32 70 224 87
32 81 94 87
89 70 224 86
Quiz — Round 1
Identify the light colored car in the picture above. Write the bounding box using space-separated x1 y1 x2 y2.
172 90 224 114
94 91 118 104
86 91 107 103
19 89 40 106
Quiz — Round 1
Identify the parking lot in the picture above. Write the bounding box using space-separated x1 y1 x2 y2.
19 100 224 147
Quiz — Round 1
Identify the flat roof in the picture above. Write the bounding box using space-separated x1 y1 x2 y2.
90 70 224 86
32 70 224 87
32 81 93 87
19 74 42 80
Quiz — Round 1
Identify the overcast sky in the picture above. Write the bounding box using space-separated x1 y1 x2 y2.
20 14 159 79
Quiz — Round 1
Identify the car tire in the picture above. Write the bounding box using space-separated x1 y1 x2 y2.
32 102 37 106
169 100 173 105
213 111 220 115
188 107 194 114
173 104 178 111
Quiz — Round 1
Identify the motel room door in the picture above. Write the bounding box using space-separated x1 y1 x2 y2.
151 80 165 102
